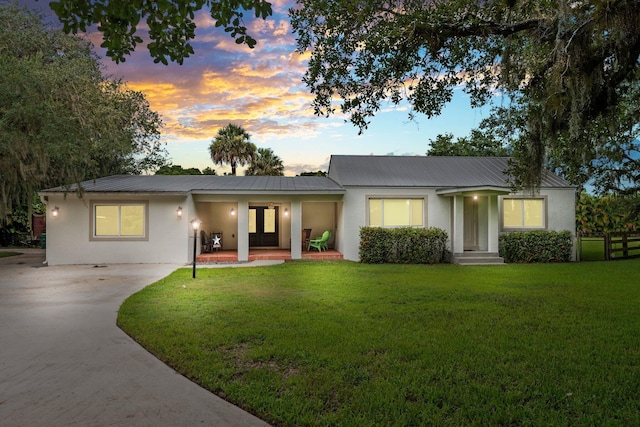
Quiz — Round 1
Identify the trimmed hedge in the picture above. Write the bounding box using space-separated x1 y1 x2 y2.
499 230 573 263
359 227 449 264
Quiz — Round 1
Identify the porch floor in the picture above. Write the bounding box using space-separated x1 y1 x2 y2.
196 249 343 263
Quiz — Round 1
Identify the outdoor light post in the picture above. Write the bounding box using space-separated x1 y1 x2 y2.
191 218 201 278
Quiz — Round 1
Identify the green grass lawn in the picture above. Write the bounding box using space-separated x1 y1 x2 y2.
0 250 21 258
578 237 606 261
118 261 640 426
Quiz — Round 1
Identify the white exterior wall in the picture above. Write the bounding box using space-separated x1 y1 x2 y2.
541 188 576 234
337 187 448 261
44 193 192 266
337 186 576 262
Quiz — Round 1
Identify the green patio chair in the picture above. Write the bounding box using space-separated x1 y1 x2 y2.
308 230 330 252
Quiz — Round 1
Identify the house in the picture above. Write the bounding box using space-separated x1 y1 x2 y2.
39 155 576 265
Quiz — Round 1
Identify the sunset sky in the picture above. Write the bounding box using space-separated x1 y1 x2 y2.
26 0 497 175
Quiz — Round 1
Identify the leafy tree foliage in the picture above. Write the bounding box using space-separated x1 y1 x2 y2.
155 165 217 175
298 171 327 177
576 192 640 233
209 124 256 175
0 4 166 225
290 0 640 188
49 0 273 64
245 147 285 176
427 131 511 157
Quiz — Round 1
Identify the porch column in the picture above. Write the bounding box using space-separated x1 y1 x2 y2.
290 201 302 260
487 195 499 253
452 195 464 254
237 200 249 262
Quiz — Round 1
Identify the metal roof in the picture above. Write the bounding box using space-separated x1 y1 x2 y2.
41 175 345 195
40 156 573 195
328 155 572 188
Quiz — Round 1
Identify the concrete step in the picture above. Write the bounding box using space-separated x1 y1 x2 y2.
453 252 504 265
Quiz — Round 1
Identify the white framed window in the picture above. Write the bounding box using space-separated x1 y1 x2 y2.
90 201 149 241
367 197 424 227
500 196 547 230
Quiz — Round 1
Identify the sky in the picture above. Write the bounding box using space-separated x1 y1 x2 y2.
23 0 496 176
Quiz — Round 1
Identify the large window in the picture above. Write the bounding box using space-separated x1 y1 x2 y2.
501 197 546 230
91 201 148 240
368 198 424 227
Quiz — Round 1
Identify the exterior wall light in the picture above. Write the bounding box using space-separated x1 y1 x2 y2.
52 206 60 218
230 208 235 216
176 206 183 218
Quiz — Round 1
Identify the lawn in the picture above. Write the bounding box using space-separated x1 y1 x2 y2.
578 237 606 261
0 250 21 258
118 260 640 426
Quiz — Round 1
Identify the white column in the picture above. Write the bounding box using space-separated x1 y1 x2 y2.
487 195 499 253
452 195 464 254
290 201 302 259
237 200 249 262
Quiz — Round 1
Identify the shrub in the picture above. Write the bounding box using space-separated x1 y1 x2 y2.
359 227 448 264
499 230 573 263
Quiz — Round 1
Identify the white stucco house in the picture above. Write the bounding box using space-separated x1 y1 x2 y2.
39 155 576 265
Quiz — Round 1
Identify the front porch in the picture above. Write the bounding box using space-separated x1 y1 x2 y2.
196 249 344 264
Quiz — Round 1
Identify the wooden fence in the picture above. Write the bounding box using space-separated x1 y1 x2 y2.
578 232 640 261
604 232 640 260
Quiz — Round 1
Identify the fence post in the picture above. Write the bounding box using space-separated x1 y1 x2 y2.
604 233 611 261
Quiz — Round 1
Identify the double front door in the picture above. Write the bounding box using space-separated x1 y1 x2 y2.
249 206 279 247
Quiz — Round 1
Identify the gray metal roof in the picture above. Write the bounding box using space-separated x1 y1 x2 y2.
328 155 572 188
41 175 345 194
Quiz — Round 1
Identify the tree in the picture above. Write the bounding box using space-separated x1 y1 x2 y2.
289 0 640 188
156 165 205 175
427 131 512 157
49 0 273 64
245 147 285 176
0 4 166 226
298 171 327 177
155 165 218 175
209 124 256 176
202 167 217 175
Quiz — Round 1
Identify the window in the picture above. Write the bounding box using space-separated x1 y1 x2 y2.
368 198 424 227
501 197 546 230
91 201 148 240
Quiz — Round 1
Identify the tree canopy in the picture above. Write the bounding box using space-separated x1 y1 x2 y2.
209 124 257 175
290 0 640 189
245 147 285 176
427 113 513 158
155 165 217 175
49 0 273 64
0 4 166 224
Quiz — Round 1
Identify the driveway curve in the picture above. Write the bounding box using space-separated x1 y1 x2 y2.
0 249 269 427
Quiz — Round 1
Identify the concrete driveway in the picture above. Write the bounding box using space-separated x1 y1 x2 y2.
0 249 269 427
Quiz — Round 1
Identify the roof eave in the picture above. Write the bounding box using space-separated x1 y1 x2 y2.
436 186 512 196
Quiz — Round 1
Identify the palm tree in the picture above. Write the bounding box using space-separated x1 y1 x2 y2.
209 124 256 175
245 147 285 176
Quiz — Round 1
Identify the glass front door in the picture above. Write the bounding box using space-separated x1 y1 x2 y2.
249 206 279 247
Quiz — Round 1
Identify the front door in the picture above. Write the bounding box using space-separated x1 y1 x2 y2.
249 207 279 247
463 197 479 251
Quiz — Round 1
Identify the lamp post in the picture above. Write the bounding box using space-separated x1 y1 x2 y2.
191 218 201 278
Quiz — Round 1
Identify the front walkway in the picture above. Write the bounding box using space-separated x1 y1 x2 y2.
197 249 343 263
